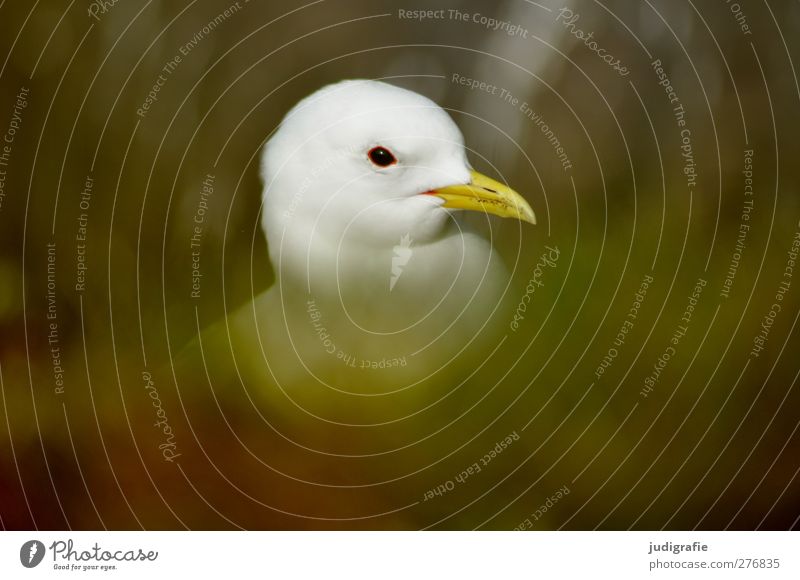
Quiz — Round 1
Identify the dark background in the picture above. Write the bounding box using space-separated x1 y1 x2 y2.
0 0 798 529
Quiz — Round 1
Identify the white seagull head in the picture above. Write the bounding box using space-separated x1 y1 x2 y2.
260 80 535 271
251 80 540 369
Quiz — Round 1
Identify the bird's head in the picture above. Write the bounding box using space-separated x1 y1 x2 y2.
261 80 535 264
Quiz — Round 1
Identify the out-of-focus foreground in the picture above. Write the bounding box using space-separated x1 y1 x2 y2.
0 0 798 529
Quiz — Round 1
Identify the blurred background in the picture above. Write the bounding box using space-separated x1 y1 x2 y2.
0 0 798 530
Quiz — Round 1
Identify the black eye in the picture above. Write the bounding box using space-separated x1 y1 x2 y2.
368 146 397 167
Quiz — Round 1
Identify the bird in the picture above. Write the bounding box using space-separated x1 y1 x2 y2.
177 79 536 423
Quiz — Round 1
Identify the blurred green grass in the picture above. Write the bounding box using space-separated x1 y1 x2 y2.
0 0 798 530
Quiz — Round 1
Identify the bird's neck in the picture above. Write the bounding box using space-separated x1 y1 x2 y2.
271 222 507 335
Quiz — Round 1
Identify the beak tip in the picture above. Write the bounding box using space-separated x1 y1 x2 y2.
518 202 537 226
441 169 538 226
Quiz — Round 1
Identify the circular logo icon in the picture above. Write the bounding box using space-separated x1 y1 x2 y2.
19 540 46 568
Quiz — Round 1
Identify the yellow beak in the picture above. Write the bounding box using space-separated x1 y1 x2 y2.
427 169 536 225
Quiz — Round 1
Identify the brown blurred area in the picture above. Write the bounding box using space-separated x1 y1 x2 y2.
0 0 799 530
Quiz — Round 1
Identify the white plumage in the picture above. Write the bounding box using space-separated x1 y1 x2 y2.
189 80 535 403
